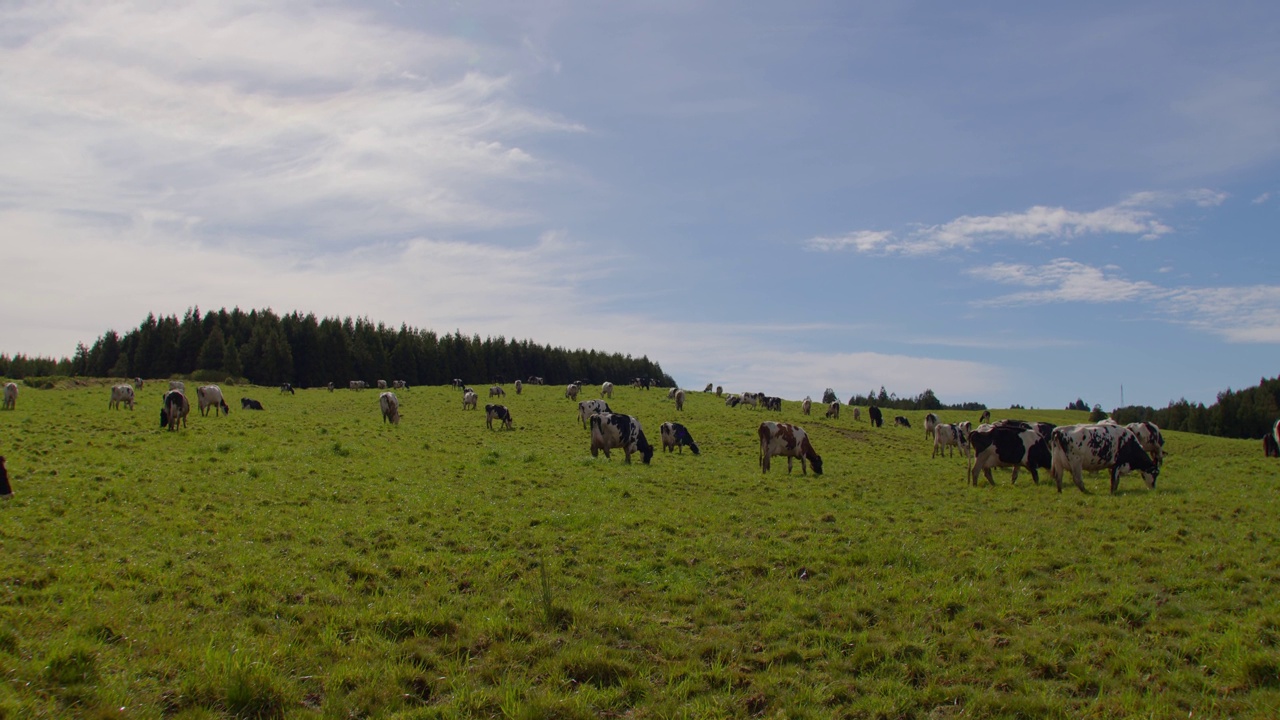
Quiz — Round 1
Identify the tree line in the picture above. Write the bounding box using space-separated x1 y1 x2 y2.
825 386 987 413
1110 375 1280 440
0 307 675 390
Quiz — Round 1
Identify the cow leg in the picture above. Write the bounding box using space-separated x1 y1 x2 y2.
1072 467 1087 493
1026 467 1040 485
1110 468 1120 494
983 468 996 486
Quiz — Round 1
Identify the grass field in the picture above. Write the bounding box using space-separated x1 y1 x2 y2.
0 379 1277 719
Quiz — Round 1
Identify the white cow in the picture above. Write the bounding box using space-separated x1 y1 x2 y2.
931 423 970 459
675 389 685 411
462 391 478 410
565 383 580 401
923 413 940 441
380 392 400 424
601 381 614 398
196 385 229 416
489 385 506 397
2 382 16 411
377 380 388 389
109 385 135 410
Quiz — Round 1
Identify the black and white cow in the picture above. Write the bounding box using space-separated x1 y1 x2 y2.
1050 423 1159 494
868 406 883 427
987 420 1054 482
379 392 400 424
514 379 523 395
327 382 335 392
0 456 11 497
485 404 513 430
240 398 264 410
969 422 1053 486
590 412 654 464
758 422 823 475
578 399 612 428
979 410 991 424
565 383 580 401
894 416 911 428
715 385 723 397
489 385 506 398
393 380 409 390
528 376 544 385
739 392 759 409
109 384 135 410
602 382 614 398
825 401 840 419
281 383 295 394
197 385 230 417
923 413 939 440
453 378 464 388
659 422 700 455
134 377 144 389
462 390 478 410
931 423 970 459
763 396 782 411
675 389 685 411
1126 421 1165 468
703 383 714 393
725 394 741 408
1265 421 1280 458
160 390 190 430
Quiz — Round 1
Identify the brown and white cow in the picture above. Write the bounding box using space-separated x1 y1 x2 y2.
379 392 400 424
758 422 823 475
160 390 190 430
659 422 700 454
197 385 230 417
1050 423 1159 494
590 412 654 464
109 384 135 410
485 404 513 430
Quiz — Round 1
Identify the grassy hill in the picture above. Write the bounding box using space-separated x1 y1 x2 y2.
0 382 1277 718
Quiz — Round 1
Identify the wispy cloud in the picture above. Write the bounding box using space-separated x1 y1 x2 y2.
806 190 1225 255
968 259 1164 304
1254 191 1274 204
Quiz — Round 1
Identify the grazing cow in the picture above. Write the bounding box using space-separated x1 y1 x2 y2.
452 378 464 388
852 407 862 422
602 382 614 398
660 422 700 454
758 422 823 476
636 377 652 390
379 392 400 424
160 390 190 430
667 387 679 400
923 413 939 440
578 399 612 428
801 397 812 415
327 382 335 392
675 389 685 411
716 385 723 397
0 456 10 497
725 395 741 408
376 380 388 390
894 416 911 428
485 404 513 430
528 376 544 385
462 391 478 410
590 412 654 464
240 398 264 410
988 420 1054 482
393 380 408 390
349 380 363 390
979 410 991 424
169 381 185 392
196 386 230 417
825 401 840 419
703 383 713 393
969 423 1052 486
1126 421 1165 468
565 383 580 401
134 377 144 389
489 385 506 398
1050 423 1159 494
281 383 295 394
739 392 759 409
514 379 523 395
868 406 883 427
1265 426 1280 458
931 423 970 459
109 385 135 410
764 396 782 411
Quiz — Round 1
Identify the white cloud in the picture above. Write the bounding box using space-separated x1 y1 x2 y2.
809 190 1223 255
968 259 1163 304
1254 191 1273 204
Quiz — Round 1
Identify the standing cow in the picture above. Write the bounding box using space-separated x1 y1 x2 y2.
485 404 513 430
602 382 614 398
281 383 295 394
590 412 654 464
923 413 939 440
931 423 970 459
578 399 612 428
868 406 883 427
825 402 840 419
801 397 812 416
659 422 700 455
489 385 506 398
462 391 478 410
675 389 685 411
379 392 401 424
969 422 1052 486
196 386 230 416
1126 421 1165 468
1265 424 1280 458
514 380 523 395
1050 423 1159 494
758 421 823 475
109 385 135 410
565 383 580 401
160 390 190 430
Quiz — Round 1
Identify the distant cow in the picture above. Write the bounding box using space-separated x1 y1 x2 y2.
923 413 939 440
667 387 678 400
281 383 295 394
739 392 759 409
514 380 523 395
825 401 840 419
602 382 614 398
703 383 713 393
763 396 782 411
675 389 685 411
134 377 144 389
528 376 544 385
327 382 335 392
169 380 185 392
160 390 190 430
578 399 612 428
349 380 363 390
969 422 1052 486
379 392 400 424
109 384 135 410
240 398 264 410
852 407 861 422
979 410 991 424
452 378 464 388
715 385 723 397
462 391 478 410
758 421 823 476
868 406 883 427
393 380 408 390
894 416 911 428
1126 421 1165 468
565 383 580 401
377 380 388 390
490 385 506 397
485 404 513 430
725 394 741 407
660 422 700 454
197 385 230 417
0 456 10 497
1050 423 1159 494
801 397 812 415
590 412 654 464
1266 423 1280 458
931 423 970 459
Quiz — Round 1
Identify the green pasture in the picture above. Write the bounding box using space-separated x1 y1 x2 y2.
0 379 1277 719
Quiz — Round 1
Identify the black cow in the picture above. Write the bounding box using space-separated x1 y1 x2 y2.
280 383 294 394
590 412 654 464
869 406 883 427
969 423 1053 486
659 422 700 455
0 456 11 497
485 404 513 430
240 398 265 410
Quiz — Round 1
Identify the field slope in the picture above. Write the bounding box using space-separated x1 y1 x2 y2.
0 382 1277 718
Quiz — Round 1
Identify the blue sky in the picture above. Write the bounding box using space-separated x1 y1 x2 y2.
1 1 1277 409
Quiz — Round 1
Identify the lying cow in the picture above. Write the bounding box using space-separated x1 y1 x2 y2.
1050 423 1158 494
758 421 823 475
160 390 190 430
578 399 611 428
240 398 264 410
109 384 135 410
485 404 513 430
659 422 700 454
379 392 401 424
197 385 230 416
969 423 1051 486
590 412 654 464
